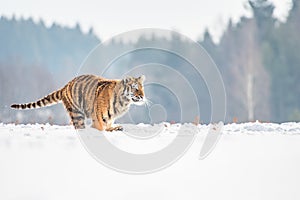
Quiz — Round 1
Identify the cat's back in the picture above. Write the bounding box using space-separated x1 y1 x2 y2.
64 75 101 115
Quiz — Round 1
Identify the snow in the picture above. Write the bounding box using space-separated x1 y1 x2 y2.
1 122 300 200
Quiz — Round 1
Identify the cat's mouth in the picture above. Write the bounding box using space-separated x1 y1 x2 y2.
132 98 141 102
132 96 144 104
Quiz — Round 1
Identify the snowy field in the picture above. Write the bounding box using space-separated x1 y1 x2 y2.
1 122 300 200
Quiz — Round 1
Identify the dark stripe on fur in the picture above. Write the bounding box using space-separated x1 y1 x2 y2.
83 78 98 114
69 81 81 109
78 83 83 108
71 115 85 121
11 104 19 109
96 81 110 95
41 98 47 105
113 91 117 115
66 107 84 115
108 109 112 119
119 96 124 107
122 81 127 94
55 90 60 100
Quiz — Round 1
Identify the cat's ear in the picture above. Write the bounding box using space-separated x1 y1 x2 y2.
138 75 145 82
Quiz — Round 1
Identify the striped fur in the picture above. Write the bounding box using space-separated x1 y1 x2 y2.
11 74 146 131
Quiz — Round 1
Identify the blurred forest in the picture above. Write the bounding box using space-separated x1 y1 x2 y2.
201 0 300 122
0 0 299 124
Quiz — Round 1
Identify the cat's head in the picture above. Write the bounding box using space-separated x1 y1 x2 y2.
123 75 146 105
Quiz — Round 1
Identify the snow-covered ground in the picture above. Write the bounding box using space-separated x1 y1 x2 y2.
1 122 300 200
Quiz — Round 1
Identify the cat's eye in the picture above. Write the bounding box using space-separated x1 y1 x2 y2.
132 83 138 89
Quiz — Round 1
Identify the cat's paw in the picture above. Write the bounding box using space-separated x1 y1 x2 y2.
106 126 123 132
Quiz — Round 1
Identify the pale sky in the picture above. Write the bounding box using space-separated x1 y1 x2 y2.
0 0 292 43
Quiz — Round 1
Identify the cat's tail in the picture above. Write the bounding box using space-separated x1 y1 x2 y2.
11 89 63 110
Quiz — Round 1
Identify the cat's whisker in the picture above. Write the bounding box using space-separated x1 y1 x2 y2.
143 97 153 110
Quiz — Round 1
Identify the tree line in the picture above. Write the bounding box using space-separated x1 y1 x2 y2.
201 0 300 122
0 0 299 124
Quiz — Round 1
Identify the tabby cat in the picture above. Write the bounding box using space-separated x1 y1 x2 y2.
11 74 146 131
